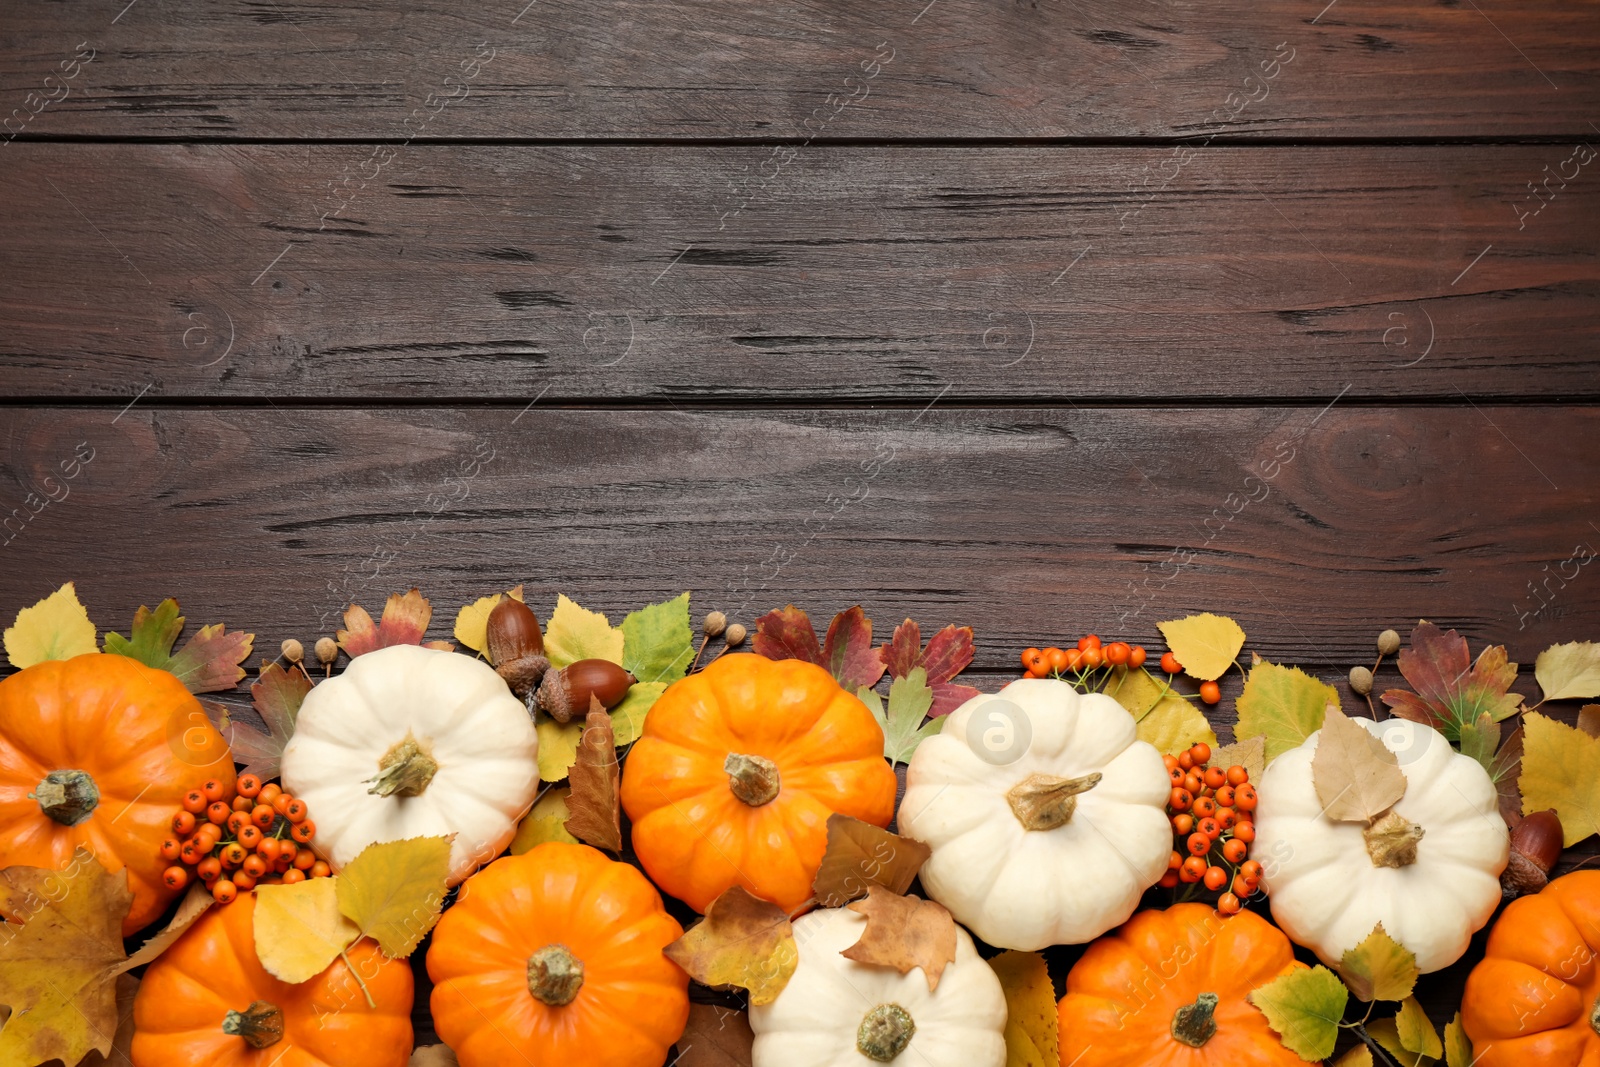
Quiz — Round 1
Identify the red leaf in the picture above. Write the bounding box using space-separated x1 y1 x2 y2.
880 620 922 679
1379 621 1521 739
877 620 979 716
1492 722 1525 830
751 605 823 665
211 662 312 780
336 589 452 657
822 607 886 690
929 682 981 719
164 624 254 693
918 625 976 687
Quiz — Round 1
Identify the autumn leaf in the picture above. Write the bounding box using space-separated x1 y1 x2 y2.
117 883 213 973
1381 622 1521 739
1535 641 1600 702
1395 997 1444 1059
100 598 184 667
1519 711 1600 846
1457 712 1502 777
751 604 824 664
565 703 621 851
879 619 979 717
1210 735 1266 783
676 1003 755 1067
860 669 941 766
664 886 798 1006
101 600 259 693
79 973 138 1067
511 788 579 852
544 594 624 668
255 878 359 983
812 814 931 908
1235 660 1340 764
4 581 99 669
0 855 131 1067
1492 722 1525 828
1248 965 1348 1061
336 836 452 959
410 1047 460 1067
1368 1016 1437 1067
536 714 582 782
216 661 312 781
1105 666 1169 721
1333 1048 1373 1067
622 592 695 685
1313 706 1407 823
610 680 666 747
1136 688 1218 756
338 589 453 657
820 606 886 690
1157 613 1246 681
1339 923 1419 1002
842 887 957 992
1582 706 1600 737
452 585 524 655
1443 1012 1473 1067
989 950 1059 1067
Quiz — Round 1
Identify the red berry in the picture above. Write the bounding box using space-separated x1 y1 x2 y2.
1078 635 1102 652
1190 742 1212 765
293 848 316 871
1232 874 1255 898
1233 822 1257 844
311 861 332 879
1204 767 1227 790
237 774 262 798
1180 856 1206 882
1168 851 1184 871
1021 648 1047 676
1081 646 1103 669
181 790 208 814
1240 860 1263 881
231 870 257 891
1169 788 1193 812
212 879 237 904
1193 796 1217 819
159 838 182 862
162 866 189 890
291 820 315 844
1186 832 1211 857
1226 765 1249 786
1215 784 1236 807
1198 817 1222 839
1235 784 1258 811
243 854 268 878
1105 642 1130 666
231 795 254 812
1199 680 1221 705
1203 866 1228 891
201 778 229 803
282 869 306 885
1159 869 1180 888
1128 646 1147 669
1160 652 1182 674
1045 647 1069 674
1178 751 1195 771
1216 808 1238 831
1223 838 1249 864
207 801 232 826
1217 892 1242 915
252 805 277 830
196 856 222 882
1171 813 1195 835
171 810 197 836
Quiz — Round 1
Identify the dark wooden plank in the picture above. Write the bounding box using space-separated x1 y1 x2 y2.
2 144 1597 401
1 0 1596 140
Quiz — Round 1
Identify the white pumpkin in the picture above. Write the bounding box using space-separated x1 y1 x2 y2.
1253 716 1508 973
750 906 1007 1067
281 644 538 885
897 678 1172 951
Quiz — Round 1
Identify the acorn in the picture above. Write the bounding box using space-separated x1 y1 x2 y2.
1502 809 1565 899
1348 665 1373 695
537 659 636 723
486 597 550 699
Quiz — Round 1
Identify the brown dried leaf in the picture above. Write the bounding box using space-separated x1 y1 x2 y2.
78 973 138 1067
1493 723 1526 829
675 1003 755 1067
337 589 452 657
115 883 214 973
1210 735 1267 783
664 887 798 1006
409 1045 459 1066
1579 705 1600 738
1313 705 1407 823
842 887 957 992
812 815 931 908
564 700 621 851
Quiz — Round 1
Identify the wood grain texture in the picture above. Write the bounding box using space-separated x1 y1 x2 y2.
3 144 1597 401
1 0 1596 141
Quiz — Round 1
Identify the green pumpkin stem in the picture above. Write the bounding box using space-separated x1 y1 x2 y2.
1171 992 1219 1048
527 944 585 1006
222 1001 284 1049
367 733 438 798
725 752 781 807
30 770 99 826
857 1003 916 1062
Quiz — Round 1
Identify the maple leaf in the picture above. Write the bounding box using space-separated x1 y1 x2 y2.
336 836 452 958
79 973 138 1067
1248 965 1347 1062
842 887 957 992
675 1003 755 1067
1535 641 1600 702
622 592 695 685
564 702 622 851
510 787 579 852
1381 622 1521 739
1312 707 1407 823
664 886 798 1006
1339 923 1419 1003
451 585 524 655
751 604 823 664
104 598 256 692
254 878 359 983
1157 613 1246 682
1519 711 1600 847
989 950 1059 1067
3 581 98 669
1235 660 1340 764
0 855 132 1067
213 661 312 781
859 670 942 765
877 619 979 717
337 589 453 657
811 814 931 908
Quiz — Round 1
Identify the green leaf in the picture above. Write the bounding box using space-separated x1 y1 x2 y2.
1535 641 1600 701
1339 923 1419 1002
1368 1017 1437 1067
1235 660 1341 764
1457 712 1500 775
611 681 667 747
1443 1012 1473 1067
101 598 183 667
1395 997 1443 1060
1248 965 1348 1061
621 592 694 685
103 598 253 693
543 594 624 669
860 669 941 766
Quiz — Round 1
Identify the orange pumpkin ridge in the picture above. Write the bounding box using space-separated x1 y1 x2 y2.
0 653 235 934
619 653 897 913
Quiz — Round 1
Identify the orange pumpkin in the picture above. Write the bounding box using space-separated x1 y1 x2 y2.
427 842 689 1067
1058 903 1308 1067
1462 870 1600 1067
0 653 234 933
620 652 896 912
132 893 414 1067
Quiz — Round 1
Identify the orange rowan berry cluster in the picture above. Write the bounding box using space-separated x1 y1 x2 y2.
1158 742 1261 915
157 774 328 904
1019 634 1153 678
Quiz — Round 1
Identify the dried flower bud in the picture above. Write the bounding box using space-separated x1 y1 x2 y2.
724 623 747 647
1502 809 1565 898
1348 665 1373 695
486 597 549 698
280 639 304 664
703 611 727 637
538 659 636 723
1377 629 1401 656
314 637 339 665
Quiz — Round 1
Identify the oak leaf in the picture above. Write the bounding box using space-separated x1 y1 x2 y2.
859 669 941 766
751 604 824 665
1209 735 1266 783
1381 622 1521 739
1157 613 1246 681
1338 923 1419 1002
1136 688 1218 755
1248 964 1347 1061
215 661 312 781
451 585 523 654
1235 660 1340 764
841 887 957 992
675 1003 755 1067
543 594 624 668
989 950 1059 1067
1519 711 1600 847
510 787 579 852
664 886 798 1006
622 592 695 685
812 814 931 908
1313 706 1407 823
878 619 978 717
3 581 99 669
1535 641 1600 701
337 589 453 657
254 878 359 983
336 836 452 958
105 600 256 693
564 702 622 851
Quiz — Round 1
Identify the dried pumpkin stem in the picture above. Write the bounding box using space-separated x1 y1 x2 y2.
857 1003 916 1062
1591 992 1600 1035
29 770 99 826
1006 771 1102 832
1171 992 1219 1047
725 752 781 807
1364 810 1425 868
527 944 585 1006
367 733 439 798
222 1001 284 1049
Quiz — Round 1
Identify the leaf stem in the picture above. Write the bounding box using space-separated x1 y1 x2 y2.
1342 1021 1405 1067
340 947 377 1009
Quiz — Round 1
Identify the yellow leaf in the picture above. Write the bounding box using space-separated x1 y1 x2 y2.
664 886 798 1006
537 714 583 782
1157 612 1246 681
1137 690 1218 755
336 836 452 958
452 586 524 655
4 581 99 669
1105 666 1169 721
989 950 1058 1067
612 680 667 746
1235 660 1341 764
1395 997 1443 1060
1369 1016 1437 1067
1334 1048 1373 1067
1339 922 1419 1002
1519 711 1600 847
1535 640 1600 701
510 788 579 852
544 593 624 669
253 878 358 984
1443 1012 1473 1067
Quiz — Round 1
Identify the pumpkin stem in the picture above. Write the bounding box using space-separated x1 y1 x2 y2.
725 752 781 807
857 1003 916 1062
29 770 99 827
367 732 439 798
222 1001 284 1050
1171 992 1219 1047
527 944 585 1006
1006 771 1102 832
1364 810 1425 868
1590 992 1600 1035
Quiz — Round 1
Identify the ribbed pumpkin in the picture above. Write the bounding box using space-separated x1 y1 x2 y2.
0 653 234 934
132 893 414 1067
1058 904 1308 1067
620 652 896 913
428 842 689 1067
1461 870 1600 1067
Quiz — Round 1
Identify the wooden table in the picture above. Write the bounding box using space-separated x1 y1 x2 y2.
3 0 1598 1055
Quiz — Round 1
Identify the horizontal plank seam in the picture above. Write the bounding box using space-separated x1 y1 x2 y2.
7 134 1600 148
